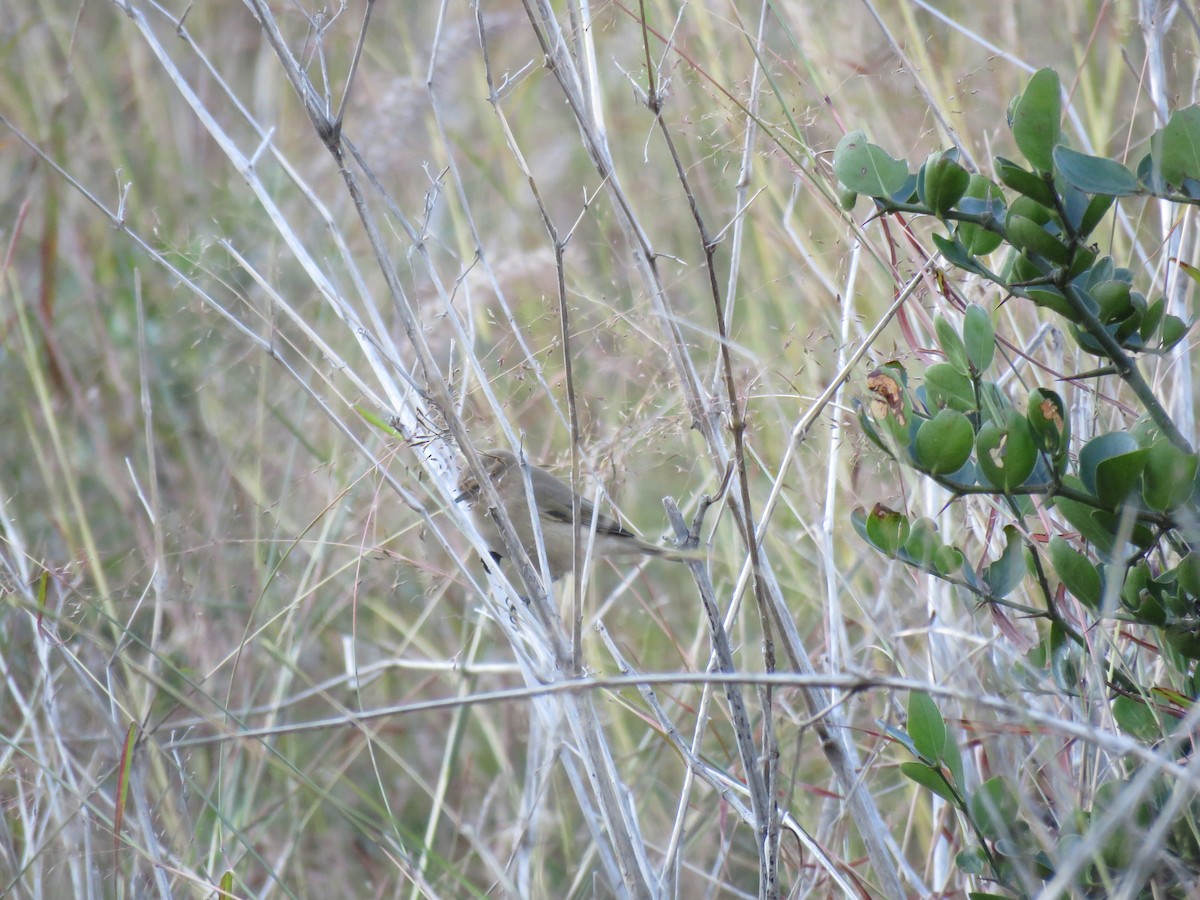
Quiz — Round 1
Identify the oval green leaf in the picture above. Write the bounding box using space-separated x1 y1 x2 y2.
1155 106 1200 188
982 524 1026 598
864 504 909 556
996 155 1057 206
921 152 971 216
1079 193 1116 238
900 762 957 805
1143 438 1199 512
1020 284 1079 319
908 691 947 763
1111 696 1162 742
1026 388 1070 468
833 130 910 197
1048 536 1103 610
1096 449 1149 509
969 776 1020 841
1050 476 1116 559
915 409 975 475
903 517 941 569
933 544 966 576
1052 145 1139 196
1006 214 1072 264
962 304 995 374
1161 313 1190 350
935 313 970 375
1078 431 1138 495
923 362 977 412
956 175 1006 256
976 411 1038 491
1009 68 1062 173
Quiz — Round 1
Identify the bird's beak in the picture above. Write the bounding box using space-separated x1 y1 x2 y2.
456 453 504 504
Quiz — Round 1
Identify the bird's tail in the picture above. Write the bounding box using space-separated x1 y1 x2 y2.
632 539 707 564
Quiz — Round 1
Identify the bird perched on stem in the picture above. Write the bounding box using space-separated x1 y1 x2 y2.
455 449 694 582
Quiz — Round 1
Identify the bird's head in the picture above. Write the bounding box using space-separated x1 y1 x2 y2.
455 449 518 504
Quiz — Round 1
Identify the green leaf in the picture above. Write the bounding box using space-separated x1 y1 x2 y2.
923 362 977 412
1112 695 1162 741
889 172 920 204
900 761 958 806
1138 149 1165 192
1089 279 1133 323
908 692 947 763
969 776 1020 841
1067 322 1114 356
1061 179 1093 233
956 175 1006 256
933 544 966 576
850 506 871 542
1078 431 1138 496
1095 448 1150 510
1019 283 1079 320
1177 552 1200 596
865 364 914 454
1154 106 1200 188
1122 562 1166 624
962 304 995 374
1007 193 1054 224
1006 213 1071 264
931 232 988 277
1161 313 1190 350
957 222 1005 257
1115 290 1148 344
1177 260 1200 286
915 409 975 475
864 504 909 556
855 402 893 456
1091 510 1155 552
942 730 965 796
1005 247 1049 284
995 155 1057 206
903 517 942 569
1048 536 1103 610
1009 68 1062 173
1053 145 1139 196
1142 438 1199 512
358 405 403 436
1068 246 1100 282
1165 623 1200 660
919 150 972 216
1079 192 1116 238
1140 295 1166 341
976 410 1038 491
1047 621 1082 691
982 524 1025 598
935 313 970 374
833 130 910 197
956 849 988 876
978 381 1014 423
1026 387 1069 464
879 718 920 757
1078 431 1148 509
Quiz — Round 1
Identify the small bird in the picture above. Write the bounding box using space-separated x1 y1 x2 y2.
455 449 689 582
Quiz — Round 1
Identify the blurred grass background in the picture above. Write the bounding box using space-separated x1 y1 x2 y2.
1 0 1197 896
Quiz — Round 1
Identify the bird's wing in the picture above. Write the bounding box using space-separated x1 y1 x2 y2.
542 495 635 538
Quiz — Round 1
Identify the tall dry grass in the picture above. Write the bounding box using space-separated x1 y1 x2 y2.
1 0 1197 897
